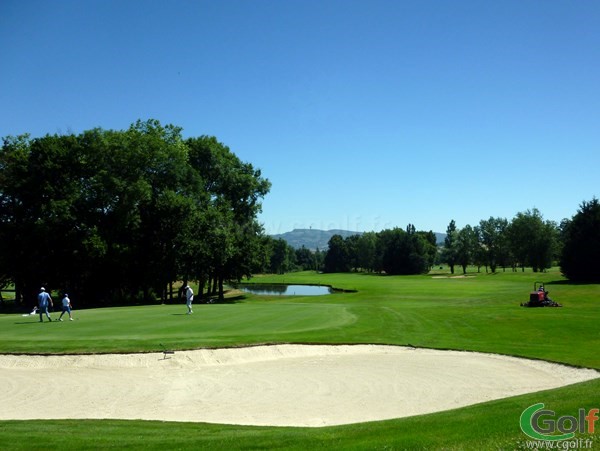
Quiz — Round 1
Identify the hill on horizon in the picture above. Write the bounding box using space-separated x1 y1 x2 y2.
271 228 446 250
270 229 362 251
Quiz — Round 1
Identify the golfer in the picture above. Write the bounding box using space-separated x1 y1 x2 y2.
58 293 73 321
184 284 194 314
37 287 53 322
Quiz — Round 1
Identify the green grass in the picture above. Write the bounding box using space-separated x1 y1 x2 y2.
2 302 356 353
0 268 599 449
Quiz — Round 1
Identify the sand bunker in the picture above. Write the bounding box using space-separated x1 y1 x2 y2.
0 345 597 427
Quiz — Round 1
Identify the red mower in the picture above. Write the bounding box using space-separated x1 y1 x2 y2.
521 282 562 307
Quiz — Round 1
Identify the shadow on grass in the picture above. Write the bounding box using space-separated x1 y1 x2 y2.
168 295 247 313
206 294 247 304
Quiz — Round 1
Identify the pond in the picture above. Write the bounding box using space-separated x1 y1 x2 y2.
235 284 336 296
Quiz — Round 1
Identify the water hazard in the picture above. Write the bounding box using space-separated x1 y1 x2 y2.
236 284 335 296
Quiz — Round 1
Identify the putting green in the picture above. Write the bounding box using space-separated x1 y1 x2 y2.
0 302 357 353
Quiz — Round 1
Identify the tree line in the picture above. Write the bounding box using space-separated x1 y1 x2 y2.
0 120 270 307
261 200 599 281
443 200 599 280
2 119 598 309
252 238 326 274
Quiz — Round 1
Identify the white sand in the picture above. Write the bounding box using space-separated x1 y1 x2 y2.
0 345 597 427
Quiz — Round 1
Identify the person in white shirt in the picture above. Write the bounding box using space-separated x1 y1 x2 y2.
58 293 73 321
184 285 194 314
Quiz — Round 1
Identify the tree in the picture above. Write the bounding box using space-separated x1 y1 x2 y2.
295 246 315 271
507 208 557 272
442 220 458 274
0 120 270 306
355 232 377 272
560 198 600 282
377 227 430 275
185 135 270 300
455 225 477 274
478 217 509 273
270 239 296 274
417 230 438 270
323 235 350 273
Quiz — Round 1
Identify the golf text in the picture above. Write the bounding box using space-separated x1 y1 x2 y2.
520 403 599 441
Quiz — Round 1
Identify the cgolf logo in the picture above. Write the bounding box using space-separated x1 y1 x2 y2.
520 403 599 441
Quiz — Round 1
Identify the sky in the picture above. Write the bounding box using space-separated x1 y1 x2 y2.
1 0 599 235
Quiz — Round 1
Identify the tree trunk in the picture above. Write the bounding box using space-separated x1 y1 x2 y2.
197 278 205 302
211 275 218 296
218 274 225 301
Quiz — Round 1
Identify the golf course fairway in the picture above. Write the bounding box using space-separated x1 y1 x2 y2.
0 268 598 450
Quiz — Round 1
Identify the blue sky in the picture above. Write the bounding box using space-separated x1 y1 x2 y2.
1 0 598 235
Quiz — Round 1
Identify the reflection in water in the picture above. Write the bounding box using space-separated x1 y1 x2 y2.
236 284 335 296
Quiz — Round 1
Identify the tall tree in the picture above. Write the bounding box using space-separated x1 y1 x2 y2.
295 246 315 271
507 208 556 272
560 198 600 282
270 238 296 274
323 235 350 273
455 225 477 274
478 217 509 273
378 227 430 275
0 121 270 306
355 232 377 272
185 135 270 300
442 220 458 274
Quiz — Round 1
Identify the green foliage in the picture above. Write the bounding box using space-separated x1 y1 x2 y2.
507 208 558 272
0 121 270 306
294 245 316 271
268 238 297 274
477 217 509 273
560 197 600 282
455 224 477 274
323 227 435 275
442 219 458 274
323 234 351 273
440 211 559 274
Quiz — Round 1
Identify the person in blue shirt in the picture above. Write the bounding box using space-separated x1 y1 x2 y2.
37 287 54 322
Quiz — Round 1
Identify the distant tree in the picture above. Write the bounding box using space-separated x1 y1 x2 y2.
507 208 556 272
314 248 325 272
417 230 438 270
442 220 458 274
295 246 314 271
344 234 362 271
560 198 600 282
455 225 477 274
355 232 378 272
378 227 429 275
269 239 296 274
478 217 509 273
323 235 351 273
